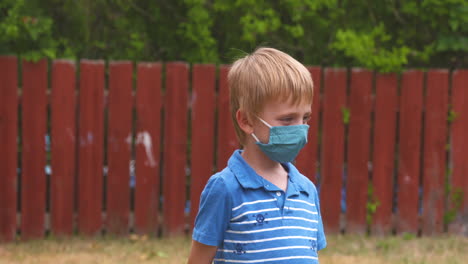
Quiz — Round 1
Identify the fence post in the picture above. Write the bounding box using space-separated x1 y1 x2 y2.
21 59 48 240
162 62 189 236
372 73 398 235
346 69 373 234
77 60 105 236
450 69 468 234
106 62 133 235
397 70 424 234
189 64 216 229
422 70 449 235
50 60 76 236
134 63 162 235
320 68 347 233
0 56 18 242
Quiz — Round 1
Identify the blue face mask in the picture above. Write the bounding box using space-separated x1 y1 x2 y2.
251 117 309 163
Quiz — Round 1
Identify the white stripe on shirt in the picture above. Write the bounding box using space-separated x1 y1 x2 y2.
287 198 315 207
227 226 317 234
230 216 318 225
214 255 318 263
218 245 312 253
224 235 316 244
231 216 318 225
287 207 318 215
232 198 277 211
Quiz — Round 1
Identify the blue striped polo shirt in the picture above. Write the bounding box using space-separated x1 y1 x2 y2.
192 150 326 263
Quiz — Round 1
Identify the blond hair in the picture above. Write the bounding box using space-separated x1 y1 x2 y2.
228 47 314 146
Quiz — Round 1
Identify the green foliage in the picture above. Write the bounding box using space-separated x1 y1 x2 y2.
445 143 451 151
0 0 466 69
332 25 411 72
444 185 464 225
376 238 398 252
447 106 459 123
366 183 381 227
341 107 350 125
401 232 416 240
0 0 56 61
444 166 464 225
178 0 217 62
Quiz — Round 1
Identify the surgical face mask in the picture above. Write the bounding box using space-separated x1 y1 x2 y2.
251 117 309 163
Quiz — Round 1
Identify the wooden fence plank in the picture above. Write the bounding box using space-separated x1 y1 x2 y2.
346 69 373 234
397 70 424 234
217 66 238 170
422 70 449 235
77 60 105 236
106 62 133 235
134 63 161 235
372 73 398 235
0 56 18 242
450 69 468 233
296 67 322 184
320 68 347 233
190 64 216 228
50 60 76 236
163 62 189 236
21 59 48 239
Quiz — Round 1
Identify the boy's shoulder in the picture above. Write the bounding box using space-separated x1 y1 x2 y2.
204 166 242 192
209 166 237 181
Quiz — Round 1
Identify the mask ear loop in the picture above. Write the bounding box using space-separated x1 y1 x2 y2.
257 116 272 128
251 133 260 142
251 116 271 143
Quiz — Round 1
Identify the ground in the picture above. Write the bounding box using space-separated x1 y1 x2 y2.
0 234 467 264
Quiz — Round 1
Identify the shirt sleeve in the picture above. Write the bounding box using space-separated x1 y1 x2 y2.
314 187 327 251
192 174 232 246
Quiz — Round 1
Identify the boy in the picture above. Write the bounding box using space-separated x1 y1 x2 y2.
188 47 326 263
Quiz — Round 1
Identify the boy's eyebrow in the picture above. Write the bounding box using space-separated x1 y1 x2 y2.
277 111 312 117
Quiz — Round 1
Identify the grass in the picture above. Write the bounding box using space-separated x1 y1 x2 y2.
0 234 467 264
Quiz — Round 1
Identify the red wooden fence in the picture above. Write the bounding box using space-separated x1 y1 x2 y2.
77 60 105 236
107 62 133 235
163 63 189 236
0 56 17 242
373 73 398 235
320 69 347 233
1 57 468 241
346 69 372 234
51 60 76 236
452 70 468 218
190 64 216 228
21 59 47 239
134 63 161 235
397 71 423 234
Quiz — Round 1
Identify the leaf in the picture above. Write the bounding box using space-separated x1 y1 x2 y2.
341 107 350 125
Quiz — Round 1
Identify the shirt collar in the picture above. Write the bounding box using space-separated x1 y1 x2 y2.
227 150 309 196
228 150 264 189
283 162 309 197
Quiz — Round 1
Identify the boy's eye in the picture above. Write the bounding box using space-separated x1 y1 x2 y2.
280 117 293 122
303 115 311 123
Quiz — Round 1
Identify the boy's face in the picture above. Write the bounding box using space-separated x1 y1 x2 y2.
252 97 312 144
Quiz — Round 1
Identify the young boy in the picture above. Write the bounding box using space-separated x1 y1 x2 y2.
188 47 326 263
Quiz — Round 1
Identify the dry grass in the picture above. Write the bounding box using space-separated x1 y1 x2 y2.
320 234 468 264
0 234 467 264
0 235 190 264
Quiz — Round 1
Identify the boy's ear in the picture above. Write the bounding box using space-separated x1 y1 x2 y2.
236 109 254 134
